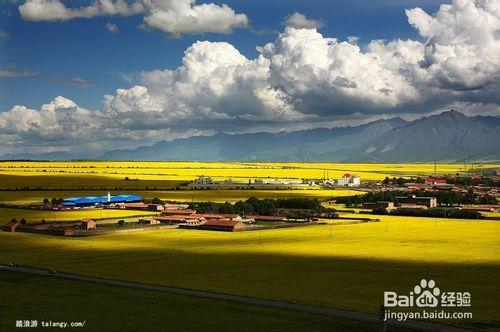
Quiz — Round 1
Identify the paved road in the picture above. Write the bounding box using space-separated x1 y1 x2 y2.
0 264 470 332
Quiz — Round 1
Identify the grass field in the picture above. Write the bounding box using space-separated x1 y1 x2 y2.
0 270 379 332
1 161 497 191
0 215 498 328
0 208 158 225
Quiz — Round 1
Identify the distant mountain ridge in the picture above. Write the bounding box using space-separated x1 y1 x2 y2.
2 111 499 162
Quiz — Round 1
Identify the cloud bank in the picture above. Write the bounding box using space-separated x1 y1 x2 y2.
19 0 249 36
3 0 500 154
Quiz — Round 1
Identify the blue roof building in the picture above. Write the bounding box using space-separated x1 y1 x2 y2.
63 194 142 206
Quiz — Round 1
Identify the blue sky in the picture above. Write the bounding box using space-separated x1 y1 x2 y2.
0 0 498 155
1 0 445 111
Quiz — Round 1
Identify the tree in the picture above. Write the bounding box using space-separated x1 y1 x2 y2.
41 219 46 224
20 218 26 225
151 197 163 205
43 198 50 205
10 218 17 224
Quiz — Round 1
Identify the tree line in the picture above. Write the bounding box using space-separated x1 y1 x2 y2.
188 197 325 216
336 189 496 206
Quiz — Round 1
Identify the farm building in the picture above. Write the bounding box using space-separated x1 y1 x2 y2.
362 201 395 210
198 220 246 232
140 218 161 225
11 223 76 236
81 219 97 230
46 226 75 236
2 222 22 232
122 202 149 210
219 214 242 221
425 177 447 184
154 215 207 224
246 215 287 222
163 203 190 210
337 173 361 187
161 209 196 216
398 204 428 210
148 204 164 211
63 193 142 207
396 196 437 208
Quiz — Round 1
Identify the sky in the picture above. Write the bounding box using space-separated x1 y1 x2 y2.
0 0 499 156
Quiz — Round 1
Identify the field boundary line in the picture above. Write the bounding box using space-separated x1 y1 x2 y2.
0 264 472 331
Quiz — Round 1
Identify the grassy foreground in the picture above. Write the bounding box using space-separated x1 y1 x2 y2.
0 215 498 328
0 270 379 331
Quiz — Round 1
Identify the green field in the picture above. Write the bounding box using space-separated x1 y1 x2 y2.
0 270 379 331
0 215 498 328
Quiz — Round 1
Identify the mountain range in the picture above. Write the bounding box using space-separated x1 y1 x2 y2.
3 110 499 162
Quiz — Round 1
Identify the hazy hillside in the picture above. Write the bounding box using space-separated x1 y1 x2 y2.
348 111 500 162
97 111 499 162
2 111 499 162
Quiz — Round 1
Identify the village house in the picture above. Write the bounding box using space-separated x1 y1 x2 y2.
81 219 97 230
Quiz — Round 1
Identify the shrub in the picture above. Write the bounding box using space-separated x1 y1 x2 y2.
372 207 388 215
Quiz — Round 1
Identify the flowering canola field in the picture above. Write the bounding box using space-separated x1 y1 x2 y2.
0 214 497 326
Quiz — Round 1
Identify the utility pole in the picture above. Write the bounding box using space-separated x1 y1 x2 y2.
434 156 437 177
464 141 467 174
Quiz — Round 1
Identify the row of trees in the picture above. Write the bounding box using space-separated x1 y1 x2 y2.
43 198 64 205
336 189 496 207
189 197 325 216
372 207 482 219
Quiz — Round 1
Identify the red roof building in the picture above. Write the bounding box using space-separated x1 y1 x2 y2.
161 209 196 216
123 202 149 209
199 220 246 232
425 177 447 184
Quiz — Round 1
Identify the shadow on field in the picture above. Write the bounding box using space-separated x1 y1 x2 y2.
1 236 498 330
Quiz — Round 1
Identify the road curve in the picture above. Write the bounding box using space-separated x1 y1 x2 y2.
0 264 470 332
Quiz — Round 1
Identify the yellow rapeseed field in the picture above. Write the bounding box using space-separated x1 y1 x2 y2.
0 215 498 326
1 161 496 187
0 208 158 224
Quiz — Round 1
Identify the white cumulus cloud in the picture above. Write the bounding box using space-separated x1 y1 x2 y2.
284 12 324 29
4 0 500 154
18 0 249 36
